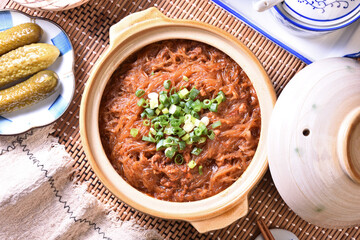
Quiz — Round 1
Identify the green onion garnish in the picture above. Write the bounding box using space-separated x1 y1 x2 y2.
188 160 196 169
151 71 155 75
130 128 138 137
170 93 180 104
137 98 146 107
183 75 189 82
174 154 184 165
212 121 221 129
199 165 203 175
134 80 226 161
191 147 202 155
203 99 211 108
142 135 156 142
165 146 177 158
178 88 189 99
143 119 150 126
209 103 218 112
135 89 145 98
164 80 171 89
189 88 200 100
207 130 215 140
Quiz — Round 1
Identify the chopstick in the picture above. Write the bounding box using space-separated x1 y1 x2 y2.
256 218 275 240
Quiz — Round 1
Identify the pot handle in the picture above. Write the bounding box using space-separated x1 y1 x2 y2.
109 7 167 47
190 196 249 233
253 0 283 12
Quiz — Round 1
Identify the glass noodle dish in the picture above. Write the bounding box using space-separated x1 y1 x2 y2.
99 39 261 202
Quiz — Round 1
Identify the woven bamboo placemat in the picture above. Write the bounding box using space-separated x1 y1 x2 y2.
3 0 359 239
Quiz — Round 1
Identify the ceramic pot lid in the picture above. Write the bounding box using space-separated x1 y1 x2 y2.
267 57 360 228
274 0 360 31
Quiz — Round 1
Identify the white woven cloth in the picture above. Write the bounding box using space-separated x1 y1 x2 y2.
0 125 162 240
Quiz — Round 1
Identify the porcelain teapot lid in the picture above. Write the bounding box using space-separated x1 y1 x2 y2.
275 0 360 30
254 0 360 31
267 57 360 228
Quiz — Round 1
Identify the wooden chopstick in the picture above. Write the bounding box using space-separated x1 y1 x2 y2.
256 218 275 240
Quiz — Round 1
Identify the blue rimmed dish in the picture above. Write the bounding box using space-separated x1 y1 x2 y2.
0 10 75 135
273 0 360 33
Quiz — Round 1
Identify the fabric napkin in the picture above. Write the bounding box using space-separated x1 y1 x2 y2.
0 125 162 240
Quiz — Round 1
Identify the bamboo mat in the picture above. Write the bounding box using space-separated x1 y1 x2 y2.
2 0 359 239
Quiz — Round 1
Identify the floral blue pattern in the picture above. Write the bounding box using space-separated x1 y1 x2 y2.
297 0 355 13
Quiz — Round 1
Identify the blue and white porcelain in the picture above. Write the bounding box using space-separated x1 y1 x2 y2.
254 0 360 32
0 10 75 135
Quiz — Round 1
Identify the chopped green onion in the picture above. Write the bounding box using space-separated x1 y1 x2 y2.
176 129 186 137
140 112 146 118
155 109 161 115
169 104 181 116
178 88 190 99
137 98 146 107
142 99 150 108
179 101 186 108
156 139 166 150
199 165 203 175
162 108 169 114
164 126 173 135
207 130 215 140
183 75 189 82
159 94 170 106
149 128 157 135
174 154 184 165
170 119 181 127
200 116 210 126
191 111 200 119
203 99 211 108
185 100 193 109
217 91 226 102
183 121 195 132
130 128 138 137
170 93 180 104
209 103 218 112
165 146 177 158
212 121 222 129
189 88 200 100
143 119 150 126
151 71 155 75
191 99 202 112
178 141 186 150
156 131 164 141
148 92 159 109
188 160 196 169
142 135 156 142
145 108 155 116
158 104 165 110
194 127 203 136
164 80 171 90
181 133 190 141
191 147 202 155
199 137 207 144
135 89 145 97
153 122 163 131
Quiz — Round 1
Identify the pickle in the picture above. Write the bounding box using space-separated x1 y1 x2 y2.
0 70 59 114
0 23 43 56
0 43 59 88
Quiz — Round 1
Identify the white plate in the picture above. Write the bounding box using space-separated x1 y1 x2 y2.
211 0 360 64
0 10 75 135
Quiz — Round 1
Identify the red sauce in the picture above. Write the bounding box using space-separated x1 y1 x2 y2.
99 40 261 202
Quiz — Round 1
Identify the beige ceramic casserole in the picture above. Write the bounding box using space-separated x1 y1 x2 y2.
80 7 276 233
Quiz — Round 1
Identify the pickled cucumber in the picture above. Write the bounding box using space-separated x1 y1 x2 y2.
0 43 60 88
0 23 43 56
0 70 59 114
